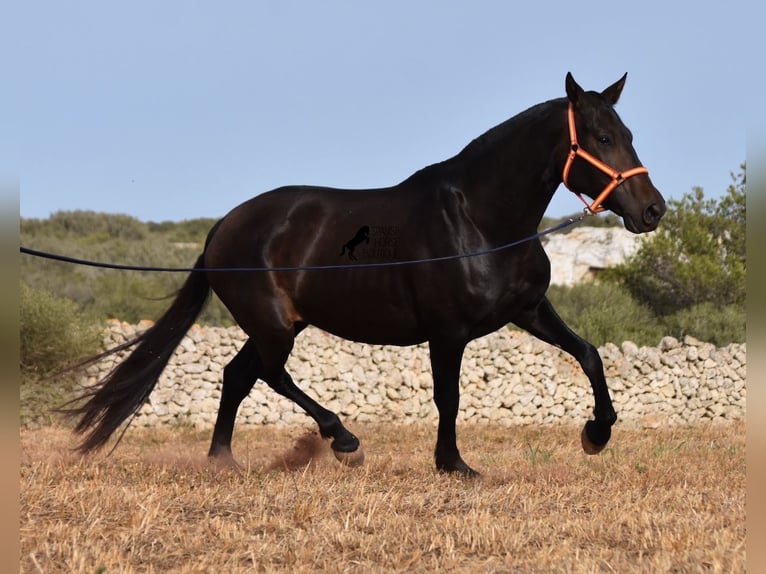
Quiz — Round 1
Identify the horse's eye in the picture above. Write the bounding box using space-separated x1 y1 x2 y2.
598 136 611 145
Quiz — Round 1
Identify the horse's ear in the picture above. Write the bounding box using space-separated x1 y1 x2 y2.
565 72 584 105
601 73 628 105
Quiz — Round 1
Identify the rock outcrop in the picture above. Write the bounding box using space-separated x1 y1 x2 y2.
545 226 645 286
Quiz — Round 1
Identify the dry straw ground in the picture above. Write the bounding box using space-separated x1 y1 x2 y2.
21 421 744 573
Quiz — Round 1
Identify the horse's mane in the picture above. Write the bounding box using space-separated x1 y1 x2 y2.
456 98 562 160
401 97 563 185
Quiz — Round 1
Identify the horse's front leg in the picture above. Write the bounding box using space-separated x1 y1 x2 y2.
513 297 617 453
428 339 479 476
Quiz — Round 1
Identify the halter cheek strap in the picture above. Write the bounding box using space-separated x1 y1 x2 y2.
562 103 649 214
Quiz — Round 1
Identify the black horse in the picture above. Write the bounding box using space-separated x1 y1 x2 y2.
67 73 665 476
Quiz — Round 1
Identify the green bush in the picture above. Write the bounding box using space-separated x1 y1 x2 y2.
543 282 665 347
607 166 745 316
542 281 745 347
663 303 745 347
20 284 103 425
20 283 101 379
147 217 218 243
21 210 148 241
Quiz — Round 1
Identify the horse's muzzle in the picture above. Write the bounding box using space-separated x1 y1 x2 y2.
642 201 666 230
622 198 666 234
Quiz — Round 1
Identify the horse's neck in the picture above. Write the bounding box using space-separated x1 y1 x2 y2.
457 99 568 235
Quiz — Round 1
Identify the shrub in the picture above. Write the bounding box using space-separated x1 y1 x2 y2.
541 281 745 348
543 282 665 347
607 167 745 316
663 303 745 346
20 283 101 378
20 284 103 425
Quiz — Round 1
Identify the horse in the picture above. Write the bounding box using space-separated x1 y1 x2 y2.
65 73 665 476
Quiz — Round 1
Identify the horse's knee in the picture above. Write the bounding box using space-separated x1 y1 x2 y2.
578 343 604 375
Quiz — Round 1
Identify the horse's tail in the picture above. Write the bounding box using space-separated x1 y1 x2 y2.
63 254 211 454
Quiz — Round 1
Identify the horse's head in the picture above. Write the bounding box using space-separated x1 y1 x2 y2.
562 73 666 233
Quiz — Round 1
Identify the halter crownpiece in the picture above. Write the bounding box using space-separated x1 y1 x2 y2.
562 103 649 214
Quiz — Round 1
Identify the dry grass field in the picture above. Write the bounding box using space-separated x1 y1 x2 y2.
20 421 744 573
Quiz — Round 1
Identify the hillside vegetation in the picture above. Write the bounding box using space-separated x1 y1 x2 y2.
21 211 232 326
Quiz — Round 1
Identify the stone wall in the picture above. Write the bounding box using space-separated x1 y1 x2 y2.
83 320 746 430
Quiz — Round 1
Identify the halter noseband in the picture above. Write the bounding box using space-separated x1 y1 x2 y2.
562 103 649 214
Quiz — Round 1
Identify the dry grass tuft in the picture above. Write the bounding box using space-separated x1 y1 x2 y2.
21 422 745 573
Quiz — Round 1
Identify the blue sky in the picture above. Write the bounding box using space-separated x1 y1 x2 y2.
4 1 755 222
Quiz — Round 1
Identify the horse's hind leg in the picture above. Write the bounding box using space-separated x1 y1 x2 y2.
266 368 364 466
208 339 259 466
255 335 365 467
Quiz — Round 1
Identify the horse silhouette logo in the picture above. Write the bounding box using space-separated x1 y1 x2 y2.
340 226 370 260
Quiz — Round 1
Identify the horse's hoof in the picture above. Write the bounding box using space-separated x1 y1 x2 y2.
208 453 243 471
581 424 607 455
444 465 481 479
333 447 365 467
436 458 481 478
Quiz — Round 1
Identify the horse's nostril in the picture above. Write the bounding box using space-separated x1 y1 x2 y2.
643 203 664 226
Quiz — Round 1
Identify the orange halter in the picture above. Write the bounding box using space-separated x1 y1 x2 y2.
562 103 649 214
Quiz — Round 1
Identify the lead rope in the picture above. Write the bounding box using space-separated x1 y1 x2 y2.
19 213 587 273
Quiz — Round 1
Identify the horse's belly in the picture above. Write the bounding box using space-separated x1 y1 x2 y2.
298 290 425 346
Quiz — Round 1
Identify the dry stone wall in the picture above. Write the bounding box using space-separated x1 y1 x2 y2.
85 320 745 430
